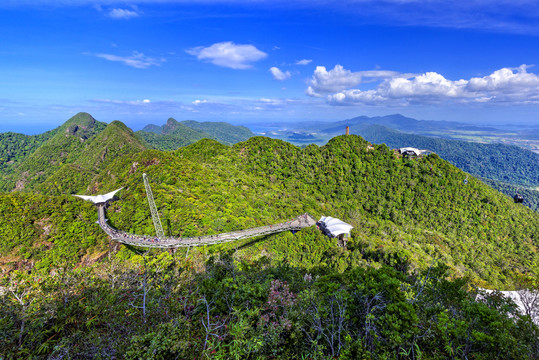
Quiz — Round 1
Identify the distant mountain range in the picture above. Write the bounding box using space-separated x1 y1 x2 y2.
322 113 506 136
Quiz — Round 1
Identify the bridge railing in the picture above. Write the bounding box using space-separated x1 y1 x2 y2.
97 207 316 249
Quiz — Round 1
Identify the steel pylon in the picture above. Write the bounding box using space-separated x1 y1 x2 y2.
143 173 165 238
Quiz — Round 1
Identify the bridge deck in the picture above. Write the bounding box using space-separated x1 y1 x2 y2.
97 205 316 248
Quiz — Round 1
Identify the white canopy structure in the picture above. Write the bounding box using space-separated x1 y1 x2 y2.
73 188 123 205
318 216 353 238
399 147 431 156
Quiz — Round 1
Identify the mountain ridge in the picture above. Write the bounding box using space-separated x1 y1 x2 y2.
137 117 254 150
324 113 504 135
0 113 257 191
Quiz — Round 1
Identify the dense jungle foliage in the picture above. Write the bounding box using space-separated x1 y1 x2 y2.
1 135 538 286
0 130 57 174
1 116 539 358
355 124 539 188
2 252 539 359
481 178 539 212
0 113 107 192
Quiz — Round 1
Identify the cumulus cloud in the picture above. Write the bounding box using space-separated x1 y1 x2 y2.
108 8 139 19
269 66 291 80
92 99 151 105
306 65 398 96
94 51 165 68
295 59 312 65
186 41 267 69
308 64 539 106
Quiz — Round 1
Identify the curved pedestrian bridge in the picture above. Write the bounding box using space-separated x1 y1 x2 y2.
96 204 316 248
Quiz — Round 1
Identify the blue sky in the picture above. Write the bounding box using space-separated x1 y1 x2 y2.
1 0 539 134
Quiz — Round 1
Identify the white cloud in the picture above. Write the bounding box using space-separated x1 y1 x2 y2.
92 99 152 105
269 66 291 80
321 64 539 106
94 51 165 68
381 72 468 99
186 41 267 69
467 65 539 92
192 99 209 105
295 59 312 65
306 65 398 96
108 8 139 19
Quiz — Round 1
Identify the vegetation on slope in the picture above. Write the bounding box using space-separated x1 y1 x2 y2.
1 135 532 287
481 177 539 212
137 117 254 151
3 253 538 359
0 129 58 174
0 113 108 192
356 124 539 187
0 114 147 195
0 113 254 193
1 135 539 358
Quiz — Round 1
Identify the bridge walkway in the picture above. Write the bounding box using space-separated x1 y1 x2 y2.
97 205 316 248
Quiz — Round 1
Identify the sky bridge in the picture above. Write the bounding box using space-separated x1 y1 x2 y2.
95 204 316 248
75 174 317 248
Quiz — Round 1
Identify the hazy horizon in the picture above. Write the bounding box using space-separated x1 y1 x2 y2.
4 112 539 137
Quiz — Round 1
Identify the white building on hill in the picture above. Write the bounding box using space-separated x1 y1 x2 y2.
318 216 353 247
398 147 432 157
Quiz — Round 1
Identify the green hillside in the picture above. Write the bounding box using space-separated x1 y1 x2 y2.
2 135 537 287
37 120 148 195
482 177 539 212
180 119 254 144
137 118 212 150
355 124 539 187
0 113 148 194
137 117 254 150
2 135 539 358
0 129 58 174
0 113 107 192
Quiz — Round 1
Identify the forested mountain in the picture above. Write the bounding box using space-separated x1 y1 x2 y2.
180 119 254 143
0 129 58 174
137 118 213 150
0 113 254 193
36 120 148 195
482 178 539 212
2 135 537 286
2 133 539 358
354 124 539 188
137 117 254 150
0 113 146 194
